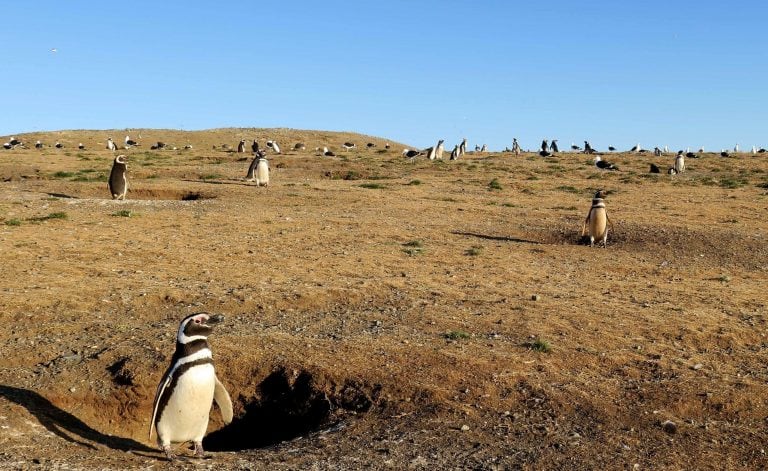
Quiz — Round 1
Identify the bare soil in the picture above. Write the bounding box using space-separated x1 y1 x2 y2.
0 129 767 470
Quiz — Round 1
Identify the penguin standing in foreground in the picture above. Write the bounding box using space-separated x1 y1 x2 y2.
150 313 233 460
246 150 269 186
108 155 128 200
581 189 615 248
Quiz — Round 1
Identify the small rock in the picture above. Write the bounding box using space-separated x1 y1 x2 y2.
69 387 76 393
692 363 703 370
460 424 470 431
661 420 677 434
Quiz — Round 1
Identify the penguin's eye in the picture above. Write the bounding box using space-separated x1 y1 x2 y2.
194 319 201 324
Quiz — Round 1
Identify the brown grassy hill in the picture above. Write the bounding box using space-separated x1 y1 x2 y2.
0 131 767 469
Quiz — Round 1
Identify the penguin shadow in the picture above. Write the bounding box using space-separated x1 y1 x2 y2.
0 385 156 456
451 231 541 244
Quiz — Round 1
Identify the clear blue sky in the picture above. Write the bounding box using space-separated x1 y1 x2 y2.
1 1 766 151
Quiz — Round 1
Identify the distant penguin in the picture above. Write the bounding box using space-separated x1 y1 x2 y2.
402 149 420 158
107 138 117 151
35 140 43 149
8 137 20 147
581 189 614 248
663 145 669 153
608 146 616 152
480 144 487 152
323 147 335 157
294 142 306 150
450 144 459 160
108 155 128 200
366 142 376 148
149 313 233 461
720 150 729 158
474 145 481 152
674 151 685 173
78 143 85 150
125 135 138 147
653 147 662 157
668 167 678 175
539 150 552 157
751 145 757 155
630 143 640 152
342 142 356 151
541 140 548 152
426 146 437 160
550 140 559 153
571 142 582 151
385 143 391 149
584 141 595 154
594 155 618 170
246 151 269 186
266 141 281 154
734 143 740 153
55 141 63 149
2 142 11 150
237 140 246 153
251 140 259 153
435 140 445 159
649 163 661 173
459 138 467 156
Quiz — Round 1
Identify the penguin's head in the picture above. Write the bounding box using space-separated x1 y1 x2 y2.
594 189 606 199
115 155 127 165
177 312 225 343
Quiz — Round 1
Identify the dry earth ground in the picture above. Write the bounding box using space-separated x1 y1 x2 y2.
0 129 766 470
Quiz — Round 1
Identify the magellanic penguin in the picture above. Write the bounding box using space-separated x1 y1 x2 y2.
450 144 459 160
106 137 117 151
149 313 233 460
674 151 685 174
246 150 269 186
108 155 128 200
435 140 445 159
581 189 615 248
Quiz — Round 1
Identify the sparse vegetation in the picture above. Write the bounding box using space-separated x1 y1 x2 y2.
465 246 483 256
4 218 21 226
52 171 75 178
112 210 133 217
402 240 424 256
529 338 551 353
556 185 580 193
407 179 422 185
488 178 502 190
30 212 68 222
359 183 386 189
444 331 471 340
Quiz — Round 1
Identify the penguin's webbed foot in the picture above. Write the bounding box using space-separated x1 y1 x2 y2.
193 441 211 459
162 445 175 461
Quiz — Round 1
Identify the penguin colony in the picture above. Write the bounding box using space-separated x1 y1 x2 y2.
150 313 233 460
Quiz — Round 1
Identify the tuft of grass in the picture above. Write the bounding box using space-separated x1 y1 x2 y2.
402 239 424 256
199 173 224 181
556 185 580 194
407 179 422 185
444 331 471 340
4 218 22 226
757 182 768 189
719 177 748 189
72 174 104 182
52 171 75 178
359 183 386 189
529 338 551 353
112 210 133 218
30 212 68 222
488 178 503 191
465 246 483 256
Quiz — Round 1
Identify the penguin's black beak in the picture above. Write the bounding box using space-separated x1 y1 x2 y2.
207 314 225 326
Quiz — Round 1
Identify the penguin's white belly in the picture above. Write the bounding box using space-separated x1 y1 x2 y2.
589 208 607 239
256 162 269 185
158 364 216 444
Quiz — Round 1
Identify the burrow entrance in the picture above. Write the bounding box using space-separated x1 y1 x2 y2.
203 367 381 451
127 189 216 201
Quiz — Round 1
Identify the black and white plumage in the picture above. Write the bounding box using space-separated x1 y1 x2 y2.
653 147 662 157
630 143 640 153
720 150 729 158
78 143 85 150
539 150 552 157
251 140 260 153
584 141 595 154
541 140 548 152
266 141 281 154
237 140 246 153
571 142 582 151
342 142 356 151
459 138 467 156
106 138 117 151
150 313 233 461
322 147 335 157
649 163 661 173
608 146 616 152
8 137 21 147
685 151 697 159
758 148 767 154
450 144 459 160
125 135 139 147
2 142 11 150
550 140 559 153
35 140 43 149
668 167 678 175
108 155 128 200
55 141 63 149
402 149 420 158
581 190 614 248
366 142 376 148
594 156 618 170
480 144 487 152
245 151 269 186
474 145 481 152
294 142 306 151
435 140 445 159
675 152 685 173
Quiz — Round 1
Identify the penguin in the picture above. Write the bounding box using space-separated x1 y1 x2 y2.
480 144 488 152
630 143 640 152
539 149 552 157
550 140 559 153
402 149 420 158
245 150 269 186
668 167 678 175
237 140 246 153
294 142 306 151
663 145 669 153
581 189 614 248
541 140 548 152
571 142 582 151
35 140 43 149
55 141 63 149
584 141 595 154
266 140 281 154
720 149 729 158
426 146 437 160
608 146 616 152
125 135 138 147
459 138 467 156
9 137 21 147
594 155 618 170
675 151 685 173
108 155 128 200
149 313 233 460
649 163 661 173
734 143 739 153
385 142 391 149
251 140 259 153
435 140 445 159
2 142 10 150
323 147 335 157
342 142 356 151
366 142 376 148
107 138 117 151
450 144 459 160
512 138 521 155
653 147 662 157
78 143 85 150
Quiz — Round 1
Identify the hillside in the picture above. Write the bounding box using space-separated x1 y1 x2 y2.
0 129 766 469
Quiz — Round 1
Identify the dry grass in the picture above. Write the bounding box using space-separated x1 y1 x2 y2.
0 128 766 469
